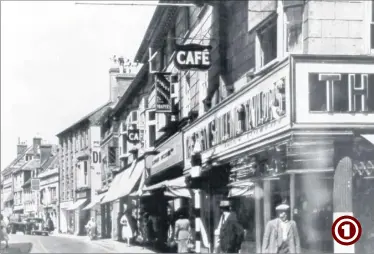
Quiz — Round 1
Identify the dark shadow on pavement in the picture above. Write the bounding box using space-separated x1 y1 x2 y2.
0 242 33 253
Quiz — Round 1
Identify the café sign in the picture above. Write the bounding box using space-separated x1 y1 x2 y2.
174 44 212 71
127 129 140 144
185 69 288 165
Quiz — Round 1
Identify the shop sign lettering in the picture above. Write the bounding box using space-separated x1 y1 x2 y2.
186 77 286 160
152 148 175 167
92 151 102 164
127 129 140 144
174 44 212 71
155 73 172 113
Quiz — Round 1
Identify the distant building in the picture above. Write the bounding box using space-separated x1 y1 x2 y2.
56 56 137 235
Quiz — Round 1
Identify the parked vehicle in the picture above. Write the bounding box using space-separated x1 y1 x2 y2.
7 214 28 234
26 218 50 236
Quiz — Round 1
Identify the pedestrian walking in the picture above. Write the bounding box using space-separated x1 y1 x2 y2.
262 203 301 254
214 200 244 253
0 214 9 249
120 205 136 247
174 208 191 253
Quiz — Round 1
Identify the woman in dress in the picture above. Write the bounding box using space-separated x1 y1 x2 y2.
174 209 191 253
120 206 136 247
0 214 9 249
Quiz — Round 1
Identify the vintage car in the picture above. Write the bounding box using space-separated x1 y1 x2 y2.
7 214 28 234
24 218 50 236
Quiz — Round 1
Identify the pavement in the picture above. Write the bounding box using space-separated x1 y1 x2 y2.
0 232 156 253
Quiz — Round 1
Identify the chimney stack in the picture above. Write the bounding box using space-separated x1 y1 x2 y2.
33 136 42 157
40 144 53 165
17 137 28 156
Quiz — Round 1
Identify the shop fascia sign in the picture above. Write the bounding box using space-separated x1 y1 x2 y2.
186 76 287 161
152 148 175 167
173 43 212 71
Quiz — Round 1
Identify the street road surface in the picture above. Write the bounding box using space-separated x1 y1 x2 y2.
0 234 123 253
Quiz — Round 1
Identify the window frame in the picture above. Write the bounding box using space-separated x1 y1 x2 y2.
146 109 157 149
255 14 279 71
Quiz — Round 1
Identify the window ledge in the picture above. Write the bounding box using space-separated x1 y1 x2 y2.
254 58 280 77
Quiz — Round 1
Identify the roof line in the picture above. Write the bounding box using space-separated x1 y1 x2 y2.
56 101 112 137
134 5 165 63
1 146 33 175
111 63 149 116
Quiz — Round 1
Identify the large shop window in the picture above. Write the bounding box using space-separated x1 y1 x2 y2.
309 73 374 112
256 16 278 69
294 174 333 252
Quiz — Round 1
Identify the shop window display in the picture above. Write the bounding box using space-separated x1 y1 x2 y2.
294 174 333 252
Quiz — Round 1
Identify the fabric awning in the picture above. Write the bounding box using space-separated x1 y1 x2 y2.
140 176 192 199
116 159 145 199
362 134 374 145
101 169 128 204
66 199 87 211
83 193 106 210
228 181 256 198
101 159 144 203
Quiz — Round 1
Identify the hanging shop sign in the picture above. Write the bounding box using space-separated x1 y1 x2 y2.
184 65 289 168
174 44 212 71
127 129 140 144
155 73 172 113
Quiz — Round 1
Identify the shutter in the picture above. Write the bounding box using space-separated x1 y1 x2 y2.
248 0 277 32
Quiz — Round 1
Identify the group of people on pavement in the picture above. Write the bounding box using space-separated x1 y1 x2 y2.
82 199 301 254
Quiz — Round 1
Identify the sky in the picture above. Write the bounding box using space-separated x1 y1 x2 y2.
1 1 156 171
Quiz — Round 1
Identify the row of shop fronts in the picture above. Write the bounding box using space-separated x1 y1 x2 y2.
64 54 374 253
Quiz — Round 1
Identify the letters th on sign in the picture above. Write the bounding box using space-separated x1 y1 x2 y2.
155 73 172 113
173 44 212 71
309 73 374 113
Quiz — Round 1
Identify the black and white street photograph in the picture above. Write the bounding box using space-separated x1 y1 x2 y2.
1 0 374 253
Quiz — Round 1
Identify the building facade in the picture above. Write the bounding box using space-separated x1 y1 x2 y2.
39 154 59 230
56 56 136 235
130 1 374 253
179 1 374 254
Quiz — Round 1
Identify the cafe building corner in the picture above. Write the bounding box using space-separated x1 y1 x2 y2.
184 55 374 253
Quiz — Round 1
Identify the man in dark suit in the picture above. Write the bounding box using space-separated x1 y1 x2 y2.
216 200 244 253
262 203 301 253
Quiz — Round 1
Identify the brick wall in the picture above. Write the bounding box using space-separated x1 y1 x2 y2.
303 0 366 55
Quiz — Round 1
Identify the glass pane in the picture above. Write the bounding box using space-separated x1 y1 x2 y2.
285 6 303 53
333 74 349 112
309 73 327 111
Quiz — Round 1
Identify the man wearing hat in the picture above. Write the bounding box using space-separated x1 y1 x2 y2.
262 203 301 253
214 200 244 253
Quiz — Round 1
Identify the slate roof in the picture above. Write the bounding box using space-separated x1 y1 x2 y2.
2 146 33 176
56 101 113 137
40 155 58 170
